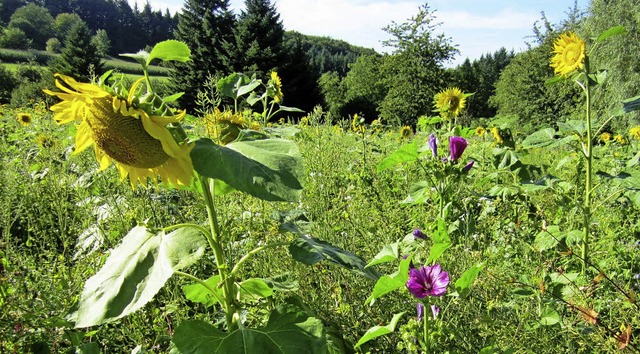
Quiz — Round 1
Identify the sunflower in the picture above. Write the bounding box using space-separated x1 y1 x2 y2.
399 126 413 140
629 126 640 140
370 119 382 134
43 74 193 188
490 127 503 145
599 132 612 143
17 113 32 126
475 126 486 137
550 32 586 77
434 87 466 118
269 71 284 104
205 108 252 145
36 134 56 149
351 114 365 133
614 134 626 145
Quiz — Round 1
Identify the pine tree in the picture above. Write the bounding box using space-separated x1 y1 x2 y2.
229 0 285 75
170 0 235 111
51 21 104 81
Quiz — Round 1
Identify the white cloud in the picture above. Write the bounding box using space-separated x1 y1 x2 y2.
438 8 540 30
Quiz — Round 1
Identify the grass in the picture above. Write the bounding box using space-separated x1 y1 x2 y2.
0 105 638 353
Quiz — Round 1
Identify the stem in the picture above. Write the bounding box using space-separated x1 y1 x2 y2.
228 241 290 279
163 223 211 238
583 57 593 274
198 176 238 331
423 301 430 352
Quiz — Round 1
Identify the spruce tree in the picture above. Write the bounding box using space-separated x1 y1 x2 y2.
229 0 285 75
170 0 235 112
51 21 104 81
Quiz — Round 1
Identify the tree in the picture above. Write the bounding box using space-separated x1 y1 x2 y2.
7 3 55 49
170 0 236 112
0 0 27 25
378 4 458 126
91 28 110 57
582 0 640 129
51 21 104 81
229 0 285 75
54 12 84 40
278 34 322 114
340 54 387 120
0 26 31 49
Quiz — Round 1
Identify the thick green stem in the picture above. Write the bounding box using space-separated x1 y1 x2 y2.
583 57 593 274
199 176 238 331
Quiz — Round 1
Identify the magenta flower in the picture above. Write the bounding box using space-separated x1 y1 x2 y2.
406 264 450 298
413 228 427 240
431 305 440 320
428 133 438 157
463 160 474 172
449 136 468 162
417 302 424 322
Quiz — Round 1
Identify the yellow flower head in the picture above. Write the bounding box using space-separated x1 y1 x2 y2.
370 119 382 134
205 108 251 145
629 126 640 140
614 134 626 144
434 87 466 118
17 113 32 126
299 116 309 127
490 127 503 145
599 132 612 143
550 32 586 77
351 114 365 133
36 134 56 149
269 71 284 104
475 126 486 137
43 74 193 188
399 126 413 140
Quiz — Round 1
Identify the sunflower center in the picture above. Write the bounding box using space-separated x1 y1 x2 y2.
563 43 581 64
86 98 170 168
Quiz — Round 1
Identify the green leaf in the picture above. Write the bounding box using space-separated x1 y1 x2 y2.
401 181 430 204
595 25 627 42
238 278 273 300
120 50 149 68
377 140 419 172
171 304 327 354
622 95 640 113
366 256 412 304
217 73 247 99
75 342 100 354
289 236 379 280
539 306 560 326
431 219 450 244
354 312 405 349
71 226 206 327
454 263 484 298
147 40 190 64
427 243 451 265
521 128 556 149
263 273 299 292
534 227 559 252
365 242 399 268
191 138 304 202
278 105 305 113
236 80 262 98
163 92 184 103
512 288 535 297
183 275 223 308
557 120 586 136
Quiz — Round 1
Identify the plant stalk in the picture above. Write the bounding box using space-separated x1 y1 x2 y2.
583 57 592 274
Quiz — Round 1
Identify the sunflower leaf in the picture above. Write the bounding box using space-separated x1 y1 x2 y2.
70 225 206 327
147 40 191 65
595 25 627 43
191 138 304 202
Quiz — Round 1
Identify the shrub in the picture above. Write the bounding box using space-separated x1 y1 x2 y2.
0 27 32 49
0 66 17 104
45 38 61 53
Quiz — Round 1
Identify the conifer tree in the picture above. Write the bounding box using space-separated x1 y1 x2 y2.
170 0 235 111
229 0 285 75
51 21 104 81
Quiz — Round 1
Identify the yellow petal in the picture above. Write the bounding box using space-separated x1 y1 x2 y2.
74 120 94 154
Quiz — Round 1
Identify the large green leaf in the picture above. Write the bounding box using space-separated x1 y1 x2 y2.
595 25 627 43
183 275 223 308
365 242 399 269
377 140 420 172
521 128 557 149
365 256 412 304
170 304 327 354
289 236 380 280
147 40 190 64
191 138 303 202
401 181 431 204
354 312 405 349
454 263 485 298
71 226 206 327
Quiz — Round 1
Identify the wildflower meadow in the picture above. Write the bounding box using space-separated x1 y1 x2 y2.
1 1 640 354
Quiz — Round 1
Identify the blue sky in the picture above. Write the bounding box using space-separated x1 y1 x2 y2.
129 0 588 66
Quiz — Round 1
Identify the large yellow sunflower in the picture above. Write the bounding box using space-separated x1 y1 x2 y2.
434 87 466 117
550 32 586 77
629 126 640 140
205 108 258 145
43 74 193 188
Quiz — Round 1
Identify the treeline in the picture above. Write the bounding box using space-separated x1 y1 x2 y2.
0 0 176 54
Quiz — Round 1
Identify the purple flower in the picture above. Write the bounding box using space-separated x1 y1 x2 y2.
463 160 474 172
428 134 438 157
417 302 424 322
431 305 440 320
449 136 468 162
413 228 427 240
406 264 450 298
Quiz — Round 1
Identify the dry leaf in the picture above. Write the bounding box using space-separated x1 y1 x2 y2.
618 323 631 350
